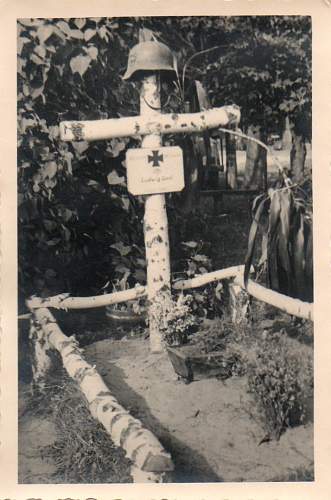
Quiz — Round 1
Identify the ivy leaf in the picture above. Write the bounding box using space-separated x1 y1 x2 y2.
69 29 84 40
107 139 126 158
182 241 198 248
61 225 71 242
59 208 73 222
70 54 92 77
84 29 96 42
192 254 209 263
46 238 61 247
37 24 54 44
31 86 44 99
107 170 125 185
17 57 26 76
72 141 89 155
121 196 130 212
74 18 86 30
85 46 98 61
30 53 44 65
17 36 31 54
56 20 72 37
20 117 37 134
97 26 109 41
110 242 132 256
19 19 43 28
35 45 46 59
43 161 57 179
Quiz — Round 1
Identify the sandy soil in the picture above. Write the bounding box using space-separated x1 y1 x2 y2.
85 336 313 482
18 384 58 483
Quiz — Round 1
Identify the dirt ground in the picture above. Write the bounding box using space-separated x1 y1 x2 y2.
83 335 313 483
18 386 59 484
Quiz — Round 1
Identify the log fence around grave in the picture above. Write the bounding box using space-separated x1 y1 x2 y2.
24 36 313 483
28 265 313 319
26 263 313 481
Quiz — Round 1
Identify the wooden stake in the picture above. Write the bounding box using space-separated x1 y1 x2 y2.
140 74 171 353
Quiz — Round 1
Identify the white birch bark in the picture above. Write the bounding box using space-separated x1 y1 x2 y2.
29 319 52 391
59 105 240 142
27 262 313 320
234 274 313 321
28 286 147 310
140 74 171 353
27 304 174 478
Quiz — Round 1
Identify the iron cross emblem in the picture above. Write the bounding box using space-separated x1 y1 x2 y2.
148 150 164 167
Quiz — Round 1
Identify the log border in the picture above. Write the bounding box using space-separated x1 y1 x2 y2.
27 304 174 483
27 265 313 321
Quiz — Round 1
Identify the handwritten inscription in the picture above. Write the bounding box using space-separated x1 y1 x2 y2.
126 146 184 195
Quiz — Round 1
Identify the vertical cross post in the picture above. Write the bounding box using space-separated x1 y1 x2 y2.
140 74 171 353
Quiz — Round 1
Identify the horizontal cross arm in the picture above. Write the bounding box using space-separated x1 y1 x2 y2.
59 105 240 142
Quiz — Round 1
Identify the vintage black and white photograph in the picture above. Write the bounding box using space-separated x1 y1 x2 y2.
17 15 314 484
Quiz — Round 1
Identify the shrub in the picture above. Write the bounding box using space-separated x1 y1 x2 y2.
247 332 313 440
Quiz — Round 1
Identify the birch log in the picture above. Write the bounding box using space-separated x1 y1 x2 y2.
27 264 313 320
173 265 245 290
228 281 250 324
28 286 147 310
234 275 313 321
29 318 52 391
27 304 173 476
140 74 171 353
59 105 240 142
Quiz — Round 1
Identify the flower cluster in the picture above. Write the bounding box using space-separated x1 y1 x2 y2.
149 290 199 346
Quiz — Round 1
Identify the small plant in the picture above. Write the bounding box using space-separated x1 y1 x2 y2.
149 289 200 347
180 240 212 278
104 274 146 319
173 239 223 319
247 332 313 440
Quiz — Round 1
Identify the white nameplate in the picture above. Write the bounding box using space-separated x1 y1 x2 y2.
126 146 184 195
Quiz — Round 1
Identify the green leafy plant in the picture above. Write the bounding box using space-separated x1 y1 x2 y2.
244 182 313 302
247 332 313 440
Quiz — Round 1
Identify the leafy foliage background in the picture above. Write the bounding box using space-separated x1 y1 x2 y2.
17 16 311 303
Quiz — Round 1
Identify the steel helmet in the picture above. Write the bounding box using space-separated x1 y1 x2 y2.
123 41 176 81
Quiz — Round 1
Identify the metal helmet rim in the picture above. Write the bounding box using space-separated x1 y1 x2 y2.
123 40 176 81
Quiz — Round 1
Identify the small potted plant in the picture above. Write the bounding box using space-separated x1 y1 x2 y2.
105 273 146 326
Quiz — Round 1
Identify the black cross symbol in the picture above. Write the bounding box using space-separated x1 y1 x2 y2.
148 150 164 167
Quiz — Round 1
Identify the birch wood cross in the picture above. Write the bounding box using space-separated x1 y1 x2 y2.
60 75 240 352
